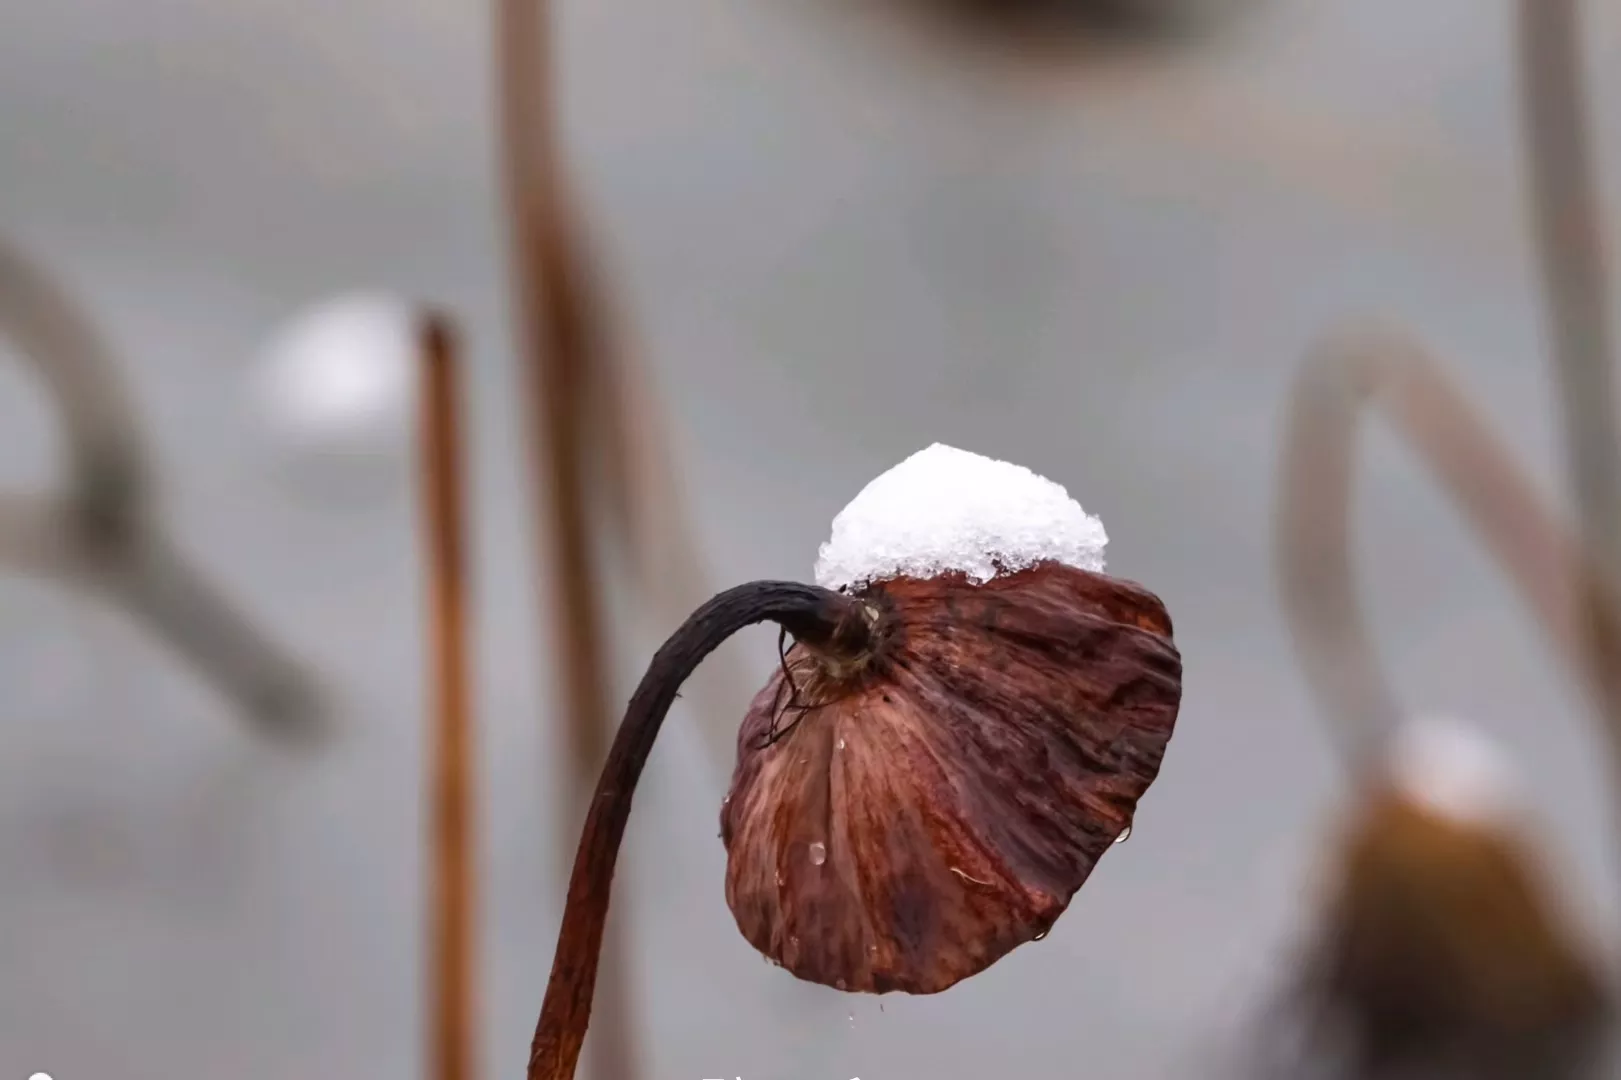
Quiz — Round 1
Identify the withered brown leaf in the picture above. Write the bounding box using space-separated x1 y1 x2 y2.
720 561 1182 994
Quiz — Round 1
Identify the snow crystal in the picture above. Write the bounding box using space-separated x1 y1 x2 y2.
812 443 1108 592
1386 716 1521 828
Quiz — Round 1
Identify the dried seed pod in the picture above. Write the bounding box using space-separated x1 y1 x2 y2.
721 561 1181 993
1279 722 1611 1080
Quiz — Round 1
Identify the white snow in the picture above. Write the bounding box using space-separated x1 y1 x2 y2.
1386 716 1521 828
253 292 417 456
813 443 1108 591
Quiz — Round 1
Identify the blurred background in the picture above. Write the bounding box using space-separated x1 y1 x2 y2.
5 1 1621 1077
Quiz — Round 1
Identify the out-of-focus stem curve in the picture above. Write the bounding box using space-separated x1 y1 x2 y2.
1276 328 1616 770
0 234 323 737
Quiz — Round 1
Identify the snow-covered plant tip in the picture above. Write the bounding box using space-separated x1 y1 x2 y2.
814 442 1109 591
1385 716 1524 829
526 444 1184 1080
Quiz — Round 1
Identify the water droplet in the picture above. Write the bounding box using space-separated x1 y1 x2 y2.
775 870 784 886
1033 930 1048 941
809 841 828 866
837 738 846 750
1114 825 1132 844
790 935 800 949
848 1012 855 1024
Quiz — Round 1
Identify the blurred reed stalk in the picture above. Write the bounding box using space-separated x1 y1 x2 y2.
1516 0 1621 843
417 313 479 1080
1272 330 1621 1078
586 330 759 783
1265 7 1621 1073
0 234 323 739
1280 0 1621 850
1277 328 1610 768
494 2 641 1077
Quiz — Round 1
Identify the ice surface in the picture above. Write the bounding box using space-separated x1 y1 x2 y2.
813 443 1108 591
1386 716 1521 827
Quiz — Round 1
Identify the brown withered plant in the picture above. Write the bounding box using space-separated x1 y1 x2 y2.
1261 6 1621 1074
1268 330 1617 1080
526 559 1182 1079
1276 785 1609 1080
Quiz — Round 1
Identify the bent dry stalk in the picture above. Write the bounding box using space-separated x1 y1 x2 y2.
0 233 324 739
1276 327 1617 769
527 582 875 1080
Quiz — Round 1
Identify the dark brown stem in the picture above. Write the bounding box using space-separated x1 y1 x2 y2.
526 582 877 1080
417 313 479 1080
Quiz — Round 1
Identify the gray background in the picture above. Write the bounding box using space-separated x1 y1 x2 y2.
3 1 1621 1077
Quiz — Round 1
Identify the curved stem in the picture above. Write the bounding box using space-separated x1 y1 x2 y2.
0 235 323 738
1276 327 1610 771
527 581 876 1080
0 234 151 528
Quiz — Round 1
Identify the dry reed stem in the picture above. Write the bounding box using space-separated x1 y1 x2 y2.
1270 328 1621 1078
1277 327 1618 768
0 234 322 737
417 313 479 1080
494 2 640 1077
585 348 757 781
1517 0 1621 848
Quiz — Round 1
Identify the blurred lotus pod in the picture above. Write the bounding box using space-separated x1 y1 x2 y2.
1285 783 1611 1079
